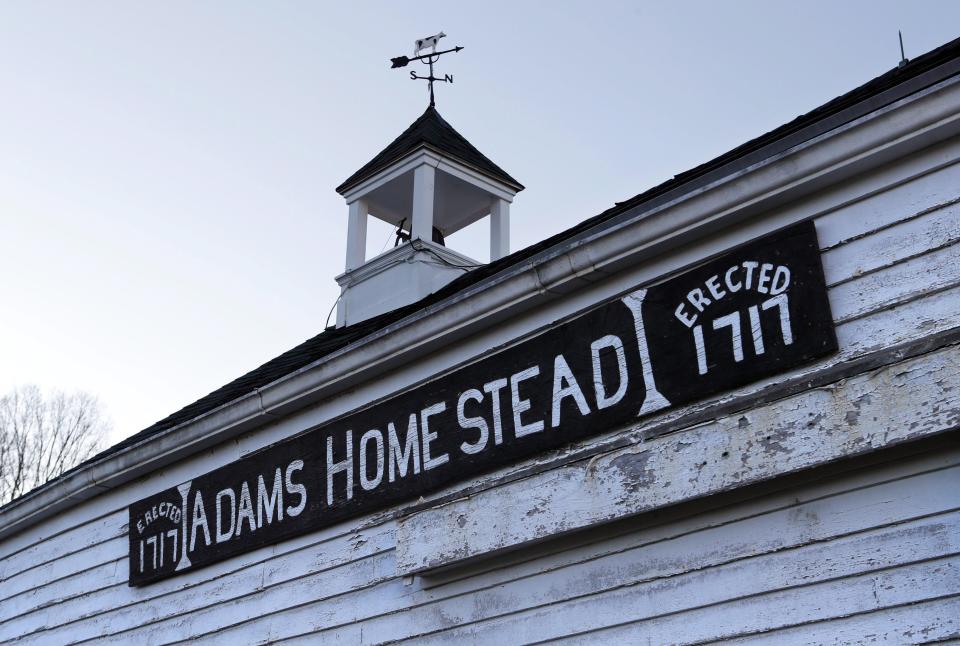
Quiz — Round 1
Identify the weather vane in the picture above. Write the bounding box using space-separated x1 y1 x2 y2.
390 32 463 107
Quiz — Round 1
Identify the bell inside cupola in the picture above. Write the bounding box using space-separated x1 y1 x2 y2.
333 105 523 327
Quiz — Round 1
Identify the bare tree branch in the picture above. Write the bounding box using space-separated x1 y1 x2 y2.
0 385 110 505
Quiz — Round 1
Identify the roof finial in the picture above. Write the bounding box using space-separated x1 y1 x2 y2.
389 32 464 107
898 30 909 68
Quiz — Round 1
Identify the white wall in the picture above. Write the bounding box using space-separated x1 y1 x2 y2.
1 133 959 644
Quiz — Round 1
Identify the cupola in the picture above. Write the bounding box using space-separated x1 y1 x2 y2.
333 106 523 327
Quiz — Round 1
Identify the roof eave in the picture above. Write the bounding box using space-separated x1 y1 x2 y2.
336 142 525 196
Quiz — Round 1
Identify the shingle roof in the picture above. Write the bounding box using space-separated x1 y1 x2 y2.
10 35 960 507
336 105 524 194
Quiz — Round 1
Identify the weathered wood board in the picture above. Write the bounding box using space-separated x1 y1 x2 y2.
128 221 836 585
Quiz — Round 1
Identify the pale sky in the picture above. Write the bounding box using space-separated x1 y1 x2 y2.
2 1 958 445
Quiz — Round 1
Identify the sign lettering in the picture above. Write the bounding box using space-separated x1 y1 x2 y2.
129 221 836 585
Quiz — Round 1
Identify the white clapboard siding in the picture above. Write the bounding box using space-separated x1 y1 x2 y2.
0 523 124 620
342 503 960 644
829 239 960 323
0 509 124 581
1 149 958 645
47 448 960 645
395 542 959 645
166 448 960 645
814 157 960 247
820 198 960 283
0 504 124 563
7 423 956 643
412 448 960 593
0 520 398 643
282 572 960 645
534 562 960 646
0 561 121 628
0 535 125 603
720 596 960 645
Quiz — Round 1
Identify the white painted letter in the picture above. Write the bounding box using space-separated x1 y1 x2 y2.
762 293 793 345
257 468 284 528
706 275 726 300
591 334 628 409
458 389 489 455
687 288 712 313
388 414 421 482
748 305 765 355
190 491 211 552
215 488 235 543
712 312 744 362
551 354 590 428
421 402 449 470
482 378 508 445
675 303 697 328
770 265 791 295
359 429 385 491
693 325 708 375
511 366 544 437
725 265 742 293
757 263 774 294
742 261 758 289
235 481 256 537
326 430 354 506
285 460 307 517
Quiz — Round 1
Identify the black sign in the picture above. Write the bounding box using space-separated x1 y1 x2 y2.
129 221 836 585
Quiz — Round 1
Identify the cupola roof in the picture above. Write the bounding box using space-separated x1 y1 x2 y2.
336 106 524 195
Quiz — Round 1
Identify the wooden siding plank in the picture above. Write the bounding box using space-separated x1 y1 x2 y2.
0 510 124 582
0 561 120 626
0 536 125 602
815 159 960 250
830 241 960 323
719 595 960 645
821 198 960 286
80 552 397 646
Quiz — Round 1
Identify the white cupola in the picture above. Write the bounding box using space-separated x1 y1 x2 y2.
333 106 523 327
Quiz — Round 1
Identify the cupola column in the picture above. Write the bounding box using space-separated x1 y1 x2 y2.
411 164 436 242
490 198 510 261
345 198 368 271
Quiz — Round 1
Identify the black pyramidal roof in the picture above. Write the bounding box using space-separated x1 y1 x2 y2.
336 105 524 194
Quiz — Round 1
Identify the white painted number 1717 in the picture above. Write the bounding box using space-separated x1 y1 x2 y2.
693 294 793 375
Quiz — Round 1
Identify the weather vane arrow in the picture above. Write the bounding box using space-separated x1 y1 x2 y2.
389 32 463 107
